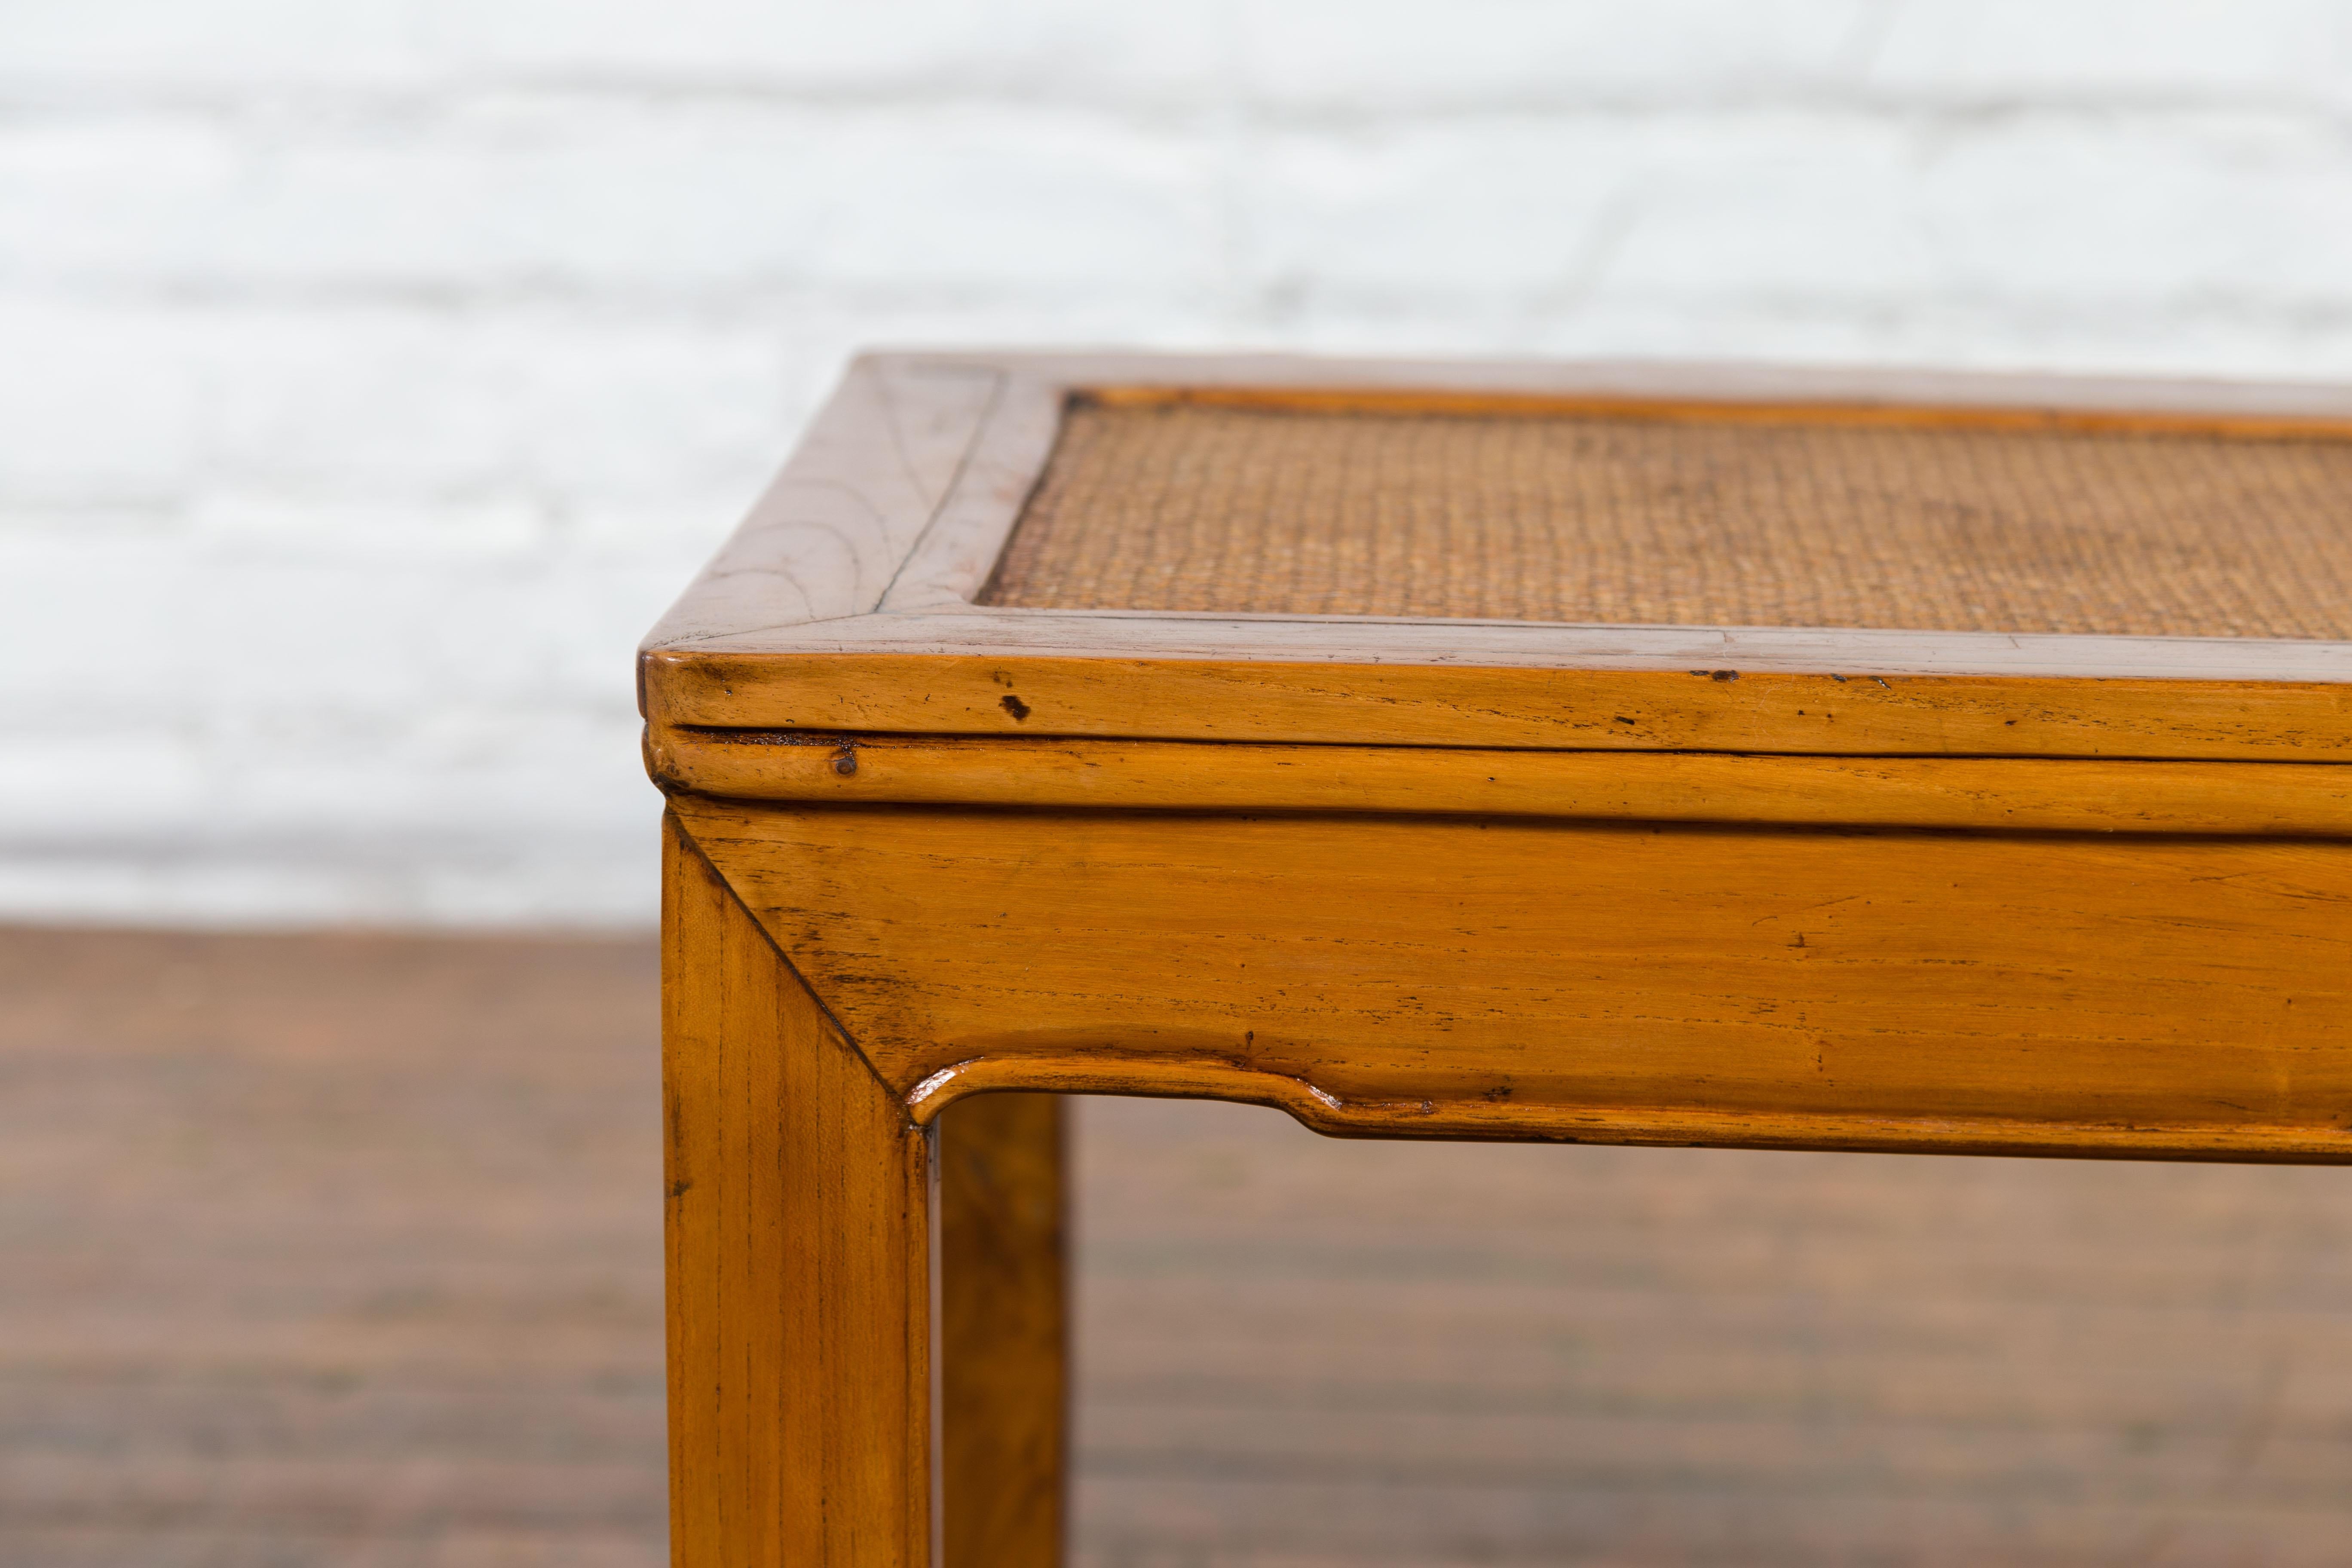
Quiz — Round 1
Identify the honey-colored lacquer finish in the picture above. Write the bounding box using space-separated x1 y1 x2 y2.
642 652 2352 763
939 1093 1066 1568
675 797 2352 1163
646 727 2352 837
662 815 934 1568
647 355 2352 1568
640 352 2352 764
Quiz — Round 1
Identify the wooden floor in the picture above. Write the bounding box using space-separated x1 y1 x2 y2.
4 928 2351 1566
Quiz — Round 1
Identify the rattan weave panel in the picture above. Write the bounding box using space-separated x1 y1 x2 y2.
982 401 2352 639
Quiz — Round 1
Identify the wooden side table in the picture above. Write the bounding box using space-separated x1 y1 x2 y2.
640 352 2352 1567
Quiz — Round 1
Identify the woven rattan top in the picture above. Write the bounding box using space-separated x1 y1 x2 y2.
981 398 2352 639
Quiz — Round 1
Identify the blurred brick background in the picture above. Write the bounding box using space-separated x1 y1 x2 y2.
7 0 2352 926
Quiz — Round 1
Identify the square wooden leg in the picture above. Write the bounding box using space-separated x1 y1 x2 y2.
665 814 1072 1567
940 1092 1068 1566
663 814 936 1567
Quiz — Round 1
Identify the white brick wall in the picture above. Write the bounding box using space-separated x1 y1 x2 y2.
6 0 2352 928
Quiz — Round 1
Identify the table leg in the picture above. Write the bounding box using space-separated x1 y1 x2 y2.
940 1093 1068 1566
663 813 935 1567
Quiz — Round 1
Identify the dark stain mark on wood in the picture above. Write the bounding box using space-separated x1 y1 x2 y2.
1001 694 1032 721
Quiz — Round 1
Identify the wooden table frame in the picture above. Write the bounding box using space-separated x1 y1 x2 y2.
642 352 2352 1566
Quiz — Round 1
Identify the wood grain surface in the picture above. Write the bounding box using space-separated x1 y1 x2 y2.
674 799 2352 1161
643 649 2352 761
7 925 2352 1565
641 357 1000 646
648 726 2352 836
940 1093 1067 1568
664 815 934 1568
1074 377 2352 434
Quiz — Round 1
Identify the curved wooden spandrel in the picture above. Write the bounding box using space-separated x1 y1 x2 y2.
668 796 2352 1164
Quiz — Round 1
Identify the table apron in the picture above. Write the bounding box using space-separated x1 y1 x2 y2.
674 797 2352 1163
